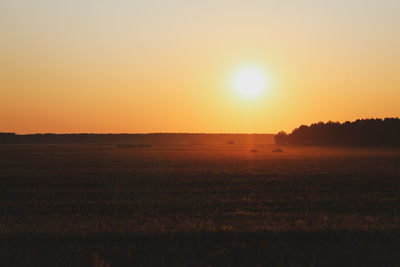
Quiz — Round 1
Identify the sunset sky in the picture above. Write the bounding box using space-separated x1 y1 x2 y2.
1 0 399 134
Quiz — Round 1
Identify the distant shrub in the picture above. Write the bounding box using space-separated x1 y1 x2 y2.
250 149 258 153
273 148 283 153
227 140 235 144
274 131 288 146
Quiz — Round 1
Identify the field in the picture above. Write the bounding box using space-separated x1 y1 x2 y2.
0 144 399 266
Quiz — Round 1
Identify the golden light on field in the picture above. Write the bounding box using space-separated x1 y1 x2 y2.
231 66 268 98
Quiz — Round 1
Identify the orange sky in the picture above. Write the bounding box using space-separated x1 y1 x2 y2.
1 0 399 134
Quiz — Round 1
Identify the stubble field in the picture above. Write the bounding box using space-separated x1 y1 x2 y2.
0 144 399 266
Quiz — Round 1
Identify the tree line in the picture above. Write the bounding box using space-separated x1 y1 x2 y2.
0 133 275 144
275 118 400 147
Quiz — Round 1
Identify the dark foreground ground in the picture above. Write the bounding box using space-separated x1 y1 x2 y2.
0 144 399 266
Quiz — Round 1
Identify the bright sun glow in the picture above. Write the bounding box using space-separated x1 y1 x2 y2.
232 66 268 98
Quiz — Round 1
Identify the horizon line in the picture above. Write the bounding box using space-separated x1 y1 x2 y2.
1 132 277 135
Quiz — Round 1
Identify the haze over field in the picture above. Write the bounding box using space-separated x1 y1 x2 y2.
1 0 400 133
2 1 400 266
1 144 400 265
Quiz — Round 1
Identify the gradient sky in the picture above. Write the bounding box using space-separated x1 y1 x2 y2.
1 0 399 133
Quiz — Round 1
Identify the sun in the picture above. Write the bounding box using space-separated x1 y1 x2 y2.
231 66 268 98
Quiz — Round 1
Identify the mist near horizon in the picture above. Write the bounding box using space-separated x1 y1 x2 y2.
1 2 400 266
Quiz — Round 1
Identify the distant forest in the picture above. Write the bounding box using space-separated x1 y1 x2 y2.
0 133 274 145
275 118 400 147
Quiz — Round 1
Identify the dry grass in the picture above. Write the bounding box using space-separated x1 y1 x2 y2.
0 144 399 266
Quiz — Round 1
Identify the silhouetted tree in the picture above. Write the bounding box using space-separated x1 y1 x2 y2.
276 118 400 147
274 131 289 146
